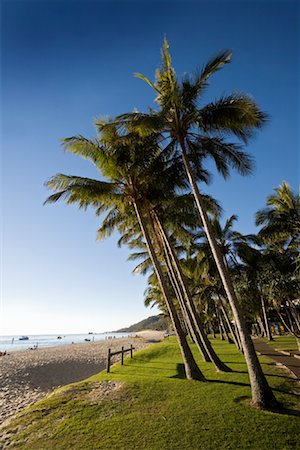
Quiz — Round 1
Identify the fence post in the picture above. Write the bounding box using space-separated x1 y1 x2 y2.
130 344 133 358
107 348 111 373
121 346 124 365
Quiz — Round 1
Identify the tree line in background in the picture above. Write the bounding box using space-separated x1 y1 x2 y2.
45 40 299 411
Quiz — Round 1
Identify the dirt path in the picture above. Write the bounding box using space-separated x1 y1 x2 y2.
254 339 300 379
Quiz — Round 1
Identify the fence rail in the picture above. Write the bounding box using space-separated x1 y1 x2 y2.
106 344 135 373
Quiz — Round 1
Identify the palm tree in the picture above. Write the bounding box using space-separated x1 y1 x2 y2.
117 189 231 370
107 40 279 409
206 215 249 269
236 244 274 341
152 210 231 371
256 182 300 347
45 128 205 381
186 246 242 350
256 181 300 253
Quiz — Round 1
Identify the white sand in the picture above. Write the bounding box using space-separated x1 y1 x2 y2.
0 332 164 425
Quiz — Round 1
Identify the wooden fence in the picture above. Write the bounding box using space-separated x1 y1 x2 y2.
106 344 135 373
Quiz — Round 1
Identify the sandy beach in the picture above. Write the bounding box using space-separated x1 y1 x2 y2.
0 331 164 426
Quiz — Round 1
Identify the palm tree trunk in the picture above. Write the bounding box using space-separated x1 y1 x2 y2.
218 307 233 344
210 322 216 338
287 301 300 331
217 309 225 340
285 306 296 333
260 294 273 341
162 237 211 362
154 212 231 372
218 295 241 350
179 140 279 409
166 260 193 338
235 322 244 352
257 317 266 337
133 200 205 381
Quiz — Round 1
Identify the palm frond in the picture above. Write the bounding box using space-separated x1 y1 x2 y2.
182 50 232 104
62 136 105 166
198 94 268 143
135 73 160 93
45 174 118 211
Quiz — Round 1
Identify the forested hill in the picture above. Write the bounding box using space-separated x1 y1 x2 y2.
116 315 169 332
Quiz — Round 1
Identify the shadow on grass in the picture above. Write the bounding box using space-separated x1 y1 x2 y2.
207 378 300 399
230 368 298 381
273 388 300 398
170 364 186 379
273 407 300 417
207 378 250 388
111 365 300 415
233 395 300 417
224 361 276 366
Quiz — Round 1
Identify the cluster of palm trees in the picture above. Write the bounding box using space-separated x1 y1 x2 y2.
45 40 298 410
241 182 299 344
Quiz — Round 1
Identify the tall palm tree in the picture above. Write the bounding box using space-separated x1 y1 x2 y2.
106 40 279 409
184 244 242 351
45 128 205 381
256 182 300 346
236 244 274 341
152 211 231 371
256 181 300 253
113 185 231 370
205 215 249 268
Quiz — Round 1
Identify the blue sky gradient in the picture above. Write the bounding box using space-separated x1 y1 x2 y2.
1 0 299 334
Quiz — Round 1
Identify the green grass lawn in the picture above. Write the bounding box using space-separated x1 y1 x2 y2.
2 338 300 450
264 335 299 352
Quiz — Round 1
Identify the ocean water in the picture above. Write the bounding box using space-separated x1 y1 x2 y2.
0 332 132 352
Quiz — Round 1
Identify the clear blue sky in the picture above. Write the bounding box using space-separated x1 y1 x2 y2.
1 0 298 334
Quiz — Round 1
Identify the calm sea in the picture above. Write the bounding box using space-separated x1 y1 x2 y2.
0 332 132 352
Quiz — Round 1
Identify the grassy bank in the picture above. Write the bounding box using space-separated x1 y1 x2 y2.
2 338 300 449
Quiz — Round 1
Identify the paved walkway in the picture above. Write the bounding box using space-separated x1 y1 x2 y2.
254 339 300 379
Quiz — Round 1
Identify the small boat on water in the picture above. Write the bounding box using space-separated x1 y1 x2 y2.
19 336 29 341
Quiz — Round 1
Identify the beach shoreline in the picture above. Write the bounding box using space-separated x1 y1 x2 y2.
0 331 164 426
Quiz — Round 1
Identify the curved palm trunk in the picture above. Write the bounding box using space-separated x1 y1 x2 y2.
257 317 266 337
285 306 296 333
180 141 279 409
133 200 205 381
218 307 233 343
219 296 241 350
234 321 244 351
163 241 211 361
154 213 231 372
157 224 211 362
217 309 225 340
260 294 273 341
287 300 300 330
167 268 196 342
166 253 201 345
210 322 216 338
